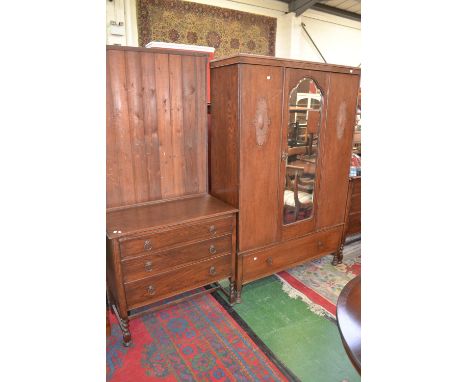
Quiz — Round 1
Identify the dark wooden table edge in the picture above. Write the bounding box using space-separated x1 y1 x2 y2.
336 275 361 374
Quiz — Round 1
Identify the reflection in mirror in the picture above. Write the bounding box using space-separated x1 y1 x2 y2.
283 78 322 225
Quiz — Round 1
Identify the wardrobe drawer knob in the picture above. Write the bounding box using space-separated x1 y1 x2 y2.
318 241 324 248
209 225 216 234
147 285 156 296
144 261 153 272
266 257 273 265
144 240 152 251
209 266 217 276
209 245 217 254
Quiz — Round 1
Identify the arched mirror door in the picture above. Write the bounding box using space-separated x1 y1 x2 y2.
283 77 323 225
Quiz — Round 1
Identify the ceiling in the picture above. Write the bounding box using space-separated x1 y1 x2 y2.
279 0 361 21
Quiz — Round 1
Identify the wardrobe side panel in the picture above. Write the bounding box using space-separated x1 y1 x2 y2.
316 73 360 229
238 64 283 252
210 65 239 208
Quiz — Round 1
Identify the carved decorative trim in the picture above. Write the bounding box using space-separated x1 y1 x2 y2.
253 97 271 146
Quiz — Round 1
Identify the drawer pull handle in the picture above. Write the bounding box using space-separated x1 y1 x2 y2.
144 240 152 251
209 225 216 235
144 261 153 272
209 266 217 276
266 257 273 265
318 241 324 248
209 245 217 254
147 285 156 296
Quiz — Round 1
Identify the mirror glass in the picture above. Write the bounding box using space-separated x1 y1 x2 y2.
283 78 322 225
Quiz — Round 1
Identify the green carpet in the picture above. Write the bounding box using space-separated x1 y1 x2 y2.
225 276 360 382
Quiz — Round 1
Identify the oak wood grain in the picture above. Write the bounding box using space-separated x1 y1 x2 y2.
209 64 239 208
107 194 237 239
210 53 360 75
121 235 232 282
119 216 232 259
125 254 232 310
316 73 360 229
210 54 359 290
242 227 342 283
238 64 283 252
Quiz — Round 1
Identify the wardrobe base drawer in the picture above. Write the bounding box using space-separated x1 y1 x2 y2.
241 228 342 283
124 254 232 309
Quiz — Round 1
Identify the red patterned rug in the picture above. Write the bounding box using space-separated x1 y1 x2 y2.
277 239 361 319
106 293 289 382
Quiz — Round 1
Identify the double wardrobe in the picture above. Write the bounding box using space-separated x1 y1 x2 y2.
106 46 360 344
210 55 360 300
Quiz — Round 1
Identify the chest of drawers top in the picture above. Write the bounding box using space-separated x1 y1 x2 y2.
106 194 238 240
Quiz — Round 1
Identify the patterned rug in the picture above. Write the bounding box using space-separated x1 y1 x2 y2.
107 293 289 381
277 238 361 319
137 0 276 58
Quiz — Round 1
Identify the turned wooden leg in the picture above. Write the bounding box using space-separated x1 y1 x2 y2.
111 304 132 347
121 318 132 347
235 284 242 304
229 278 236 305
332 243 344 266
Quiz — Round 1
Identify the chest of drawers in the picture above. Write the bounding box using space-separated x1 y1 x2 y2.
106 195 237 346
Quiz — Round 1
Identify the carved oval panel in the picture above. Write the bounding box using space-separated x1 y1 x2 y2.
253 97 270 146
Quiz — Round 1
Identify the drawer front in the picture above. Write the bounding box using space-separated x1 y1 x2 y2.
242 228 342 283
125 254 232 309
122 235 232 283
120 216 232 259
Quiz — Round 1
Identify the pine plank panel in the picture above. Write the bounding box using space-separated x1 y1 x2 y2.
195 56 208 194
140 52 162 200
125 51 149 203
168 55 185 196
107 54 122 207
181 55 200 194
154 53 175 198
108 49 136 206
107 46 210 209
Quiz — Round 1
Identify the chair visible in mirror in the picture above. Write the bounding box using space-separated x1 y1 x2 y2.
283 165 314 223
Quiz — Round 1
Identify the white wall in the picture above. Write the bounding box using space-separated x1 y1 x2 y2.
106 0 360 66
106 0 138 46
299 12 361 66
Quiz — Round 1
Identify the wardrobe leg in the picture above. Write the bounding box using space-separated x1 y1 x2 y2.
235 284 242 304
229 278 236 305
332 243 344 266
